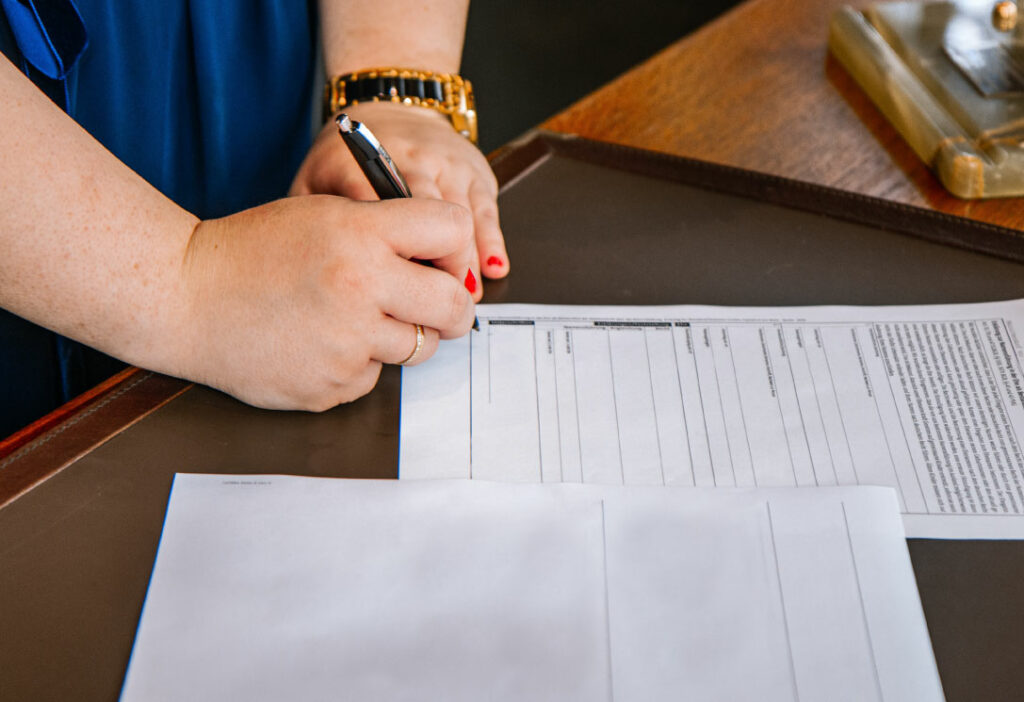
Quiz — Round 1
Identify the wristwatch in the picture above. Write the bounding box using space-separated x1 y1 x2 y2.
324 68 478 144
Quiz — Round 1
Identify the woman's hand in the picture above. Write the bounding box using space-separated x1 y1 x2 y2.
178 195 476 411
1 42 480 417
290 101 508 301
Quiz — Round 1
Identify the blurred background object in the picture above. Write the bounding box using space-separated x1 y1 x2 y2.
463 0 742 153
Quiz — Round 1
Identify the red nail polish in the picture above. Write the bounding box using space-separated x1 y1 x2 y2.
464 269 477 294
487 256 503 268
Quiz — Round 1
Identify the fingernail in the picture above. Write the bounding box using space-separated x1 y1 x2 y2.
464 269 477 294
487 256 503 268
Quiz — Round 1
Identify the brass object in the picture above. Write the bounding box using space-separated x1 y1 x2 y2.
830 1 1024 198
992 1 1018 31
324 68 478 144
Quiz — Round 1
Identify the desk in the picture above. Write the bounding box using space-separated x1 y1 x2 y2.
3 2 1024 700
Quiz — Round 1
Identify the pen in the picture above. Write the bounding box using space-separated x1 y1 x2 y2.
335 113 411 199
335 113 480 330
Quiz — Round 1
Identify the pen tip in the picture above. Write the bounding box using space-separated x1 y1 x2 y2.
473 316 480 331
336 113 353 133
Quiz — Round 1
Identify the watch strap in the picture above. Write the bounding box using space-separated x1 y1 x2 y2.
324 68 478 143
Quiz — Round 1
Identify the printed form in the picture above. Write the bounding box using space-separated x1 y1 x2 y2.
121 476 943 701
400 300 1024 538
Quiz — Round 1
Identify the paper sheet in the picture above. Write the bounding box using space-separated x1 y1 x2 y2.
400 300 1024 538
121 475 943 702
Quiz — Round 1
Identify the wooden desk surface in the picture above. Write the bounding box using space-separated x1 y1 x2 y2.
543 0 1024 230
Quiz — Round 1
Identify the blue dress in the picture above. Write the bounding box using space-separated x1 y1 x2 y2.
0 1 317 436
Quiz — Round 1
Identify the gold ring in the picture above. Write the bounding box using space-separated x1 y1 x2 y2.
398 324 425 366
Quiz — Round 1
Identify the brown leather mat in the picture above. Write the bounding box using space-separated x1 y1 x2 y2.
3 133 1024 701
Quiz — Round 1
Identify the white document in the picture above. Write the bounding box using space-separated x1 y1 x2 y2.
121 475 943 702
401 300 1024 538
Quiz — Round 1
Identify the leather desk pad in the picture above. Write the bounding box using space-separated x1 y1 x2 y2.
2 134 1023 701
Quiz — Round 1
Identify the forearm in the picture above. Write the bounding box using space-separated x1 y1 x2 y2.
318 0 470 75
0 55 198 374
1 37 479 413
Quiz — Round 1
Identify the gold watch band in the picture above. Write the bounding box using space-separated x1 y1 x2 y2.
324 68 478 144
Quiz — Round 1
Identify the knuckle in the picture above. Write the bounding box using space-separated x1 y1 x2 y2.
321 356 380 406
320 245 378 298
441 198 472 226
350 362 382 398
445 204 474 245
288 377 344 413
474 199 499 222
405 147 442 175
473 166 499 195
307 394 339 414
445 280 472 329
320 261 362 296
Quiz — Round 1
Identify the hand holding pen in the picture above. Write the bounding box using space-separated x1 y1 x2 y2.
290 100 508 295
336 113 480 333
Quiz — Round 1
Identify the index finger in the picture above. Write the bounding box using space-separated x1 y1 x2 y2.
370 198 474 283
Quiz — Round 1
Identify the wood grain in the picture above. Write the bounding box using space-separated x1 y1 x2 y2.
543 0 1024 229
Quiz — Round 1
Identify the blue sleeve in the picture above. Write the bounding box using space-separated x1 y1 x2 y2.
0 1 319 436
